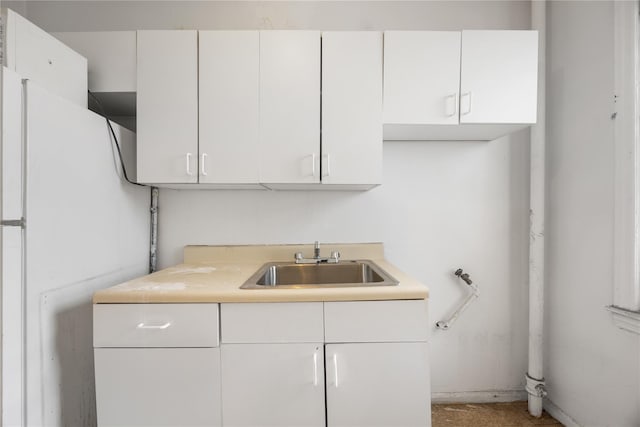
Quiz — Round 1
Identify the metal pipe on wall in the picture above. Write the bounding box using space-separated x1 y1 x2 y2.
149 187 159 274
527 0 548 417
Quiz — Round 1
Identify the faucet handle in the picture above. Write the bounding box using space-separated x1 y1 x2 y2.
331 251 340 261
295 252 303 261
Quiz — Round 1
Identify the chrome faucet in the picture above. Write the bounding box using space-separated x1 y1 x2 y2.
295 241 340 264
314 241 321 259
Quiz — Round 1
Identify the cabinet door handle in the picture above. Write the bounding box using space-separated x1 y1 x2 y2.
312 153 317 177
445 93 458 117
333 353 339 387
307 153 317 177
322 154 331 177
201 153 208 176
186 153 193 176
136 322 171 330
313 351 319 386
460 92 472 116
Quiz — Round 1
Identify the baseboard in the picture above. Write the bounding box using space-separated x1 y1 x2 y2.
544 399 582 427
431 390 527 404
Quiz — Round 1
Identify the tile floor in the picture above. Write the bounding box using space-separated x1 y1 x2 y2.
432 401 563 426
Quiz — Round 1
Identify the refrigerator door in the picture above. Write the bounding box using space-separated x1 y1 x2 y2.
2 66 26 427
24 81 149 427
0 67 25 426
2 67 24 221
2 75 149 427
1 227 24 427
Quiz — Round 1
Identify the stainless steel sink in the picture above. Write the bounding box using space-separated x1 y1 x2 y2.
240 260 398 289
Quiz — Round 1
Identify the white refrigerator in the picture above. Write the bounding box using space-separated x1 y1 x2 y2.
1 67 150 427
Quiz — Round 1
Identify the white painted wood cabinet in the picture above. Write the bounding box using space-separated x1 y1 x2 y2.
199 31 260 185
94 304 221 427
218 301 430 427
136 30 382 188
321 31 383 187
221 344 325 427
384 31 462 126
138 30 263 187
95 348 222 427
95 300 430 426
383 30 538 141
137 30 198 183
220 302 326 426
459 30 538 124
326 343 431 427
323 300 431 426
259 31 321 184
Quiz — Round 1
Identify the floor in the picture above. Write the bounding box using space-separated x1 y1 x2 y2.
432 401 563 426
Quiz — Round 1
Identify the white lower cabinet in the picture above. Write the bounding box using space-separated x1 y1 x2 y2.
94 304 221 427
219 301 430 427
221 344 325 427
326 343 431 427
94 300 430 427
94 348 221 427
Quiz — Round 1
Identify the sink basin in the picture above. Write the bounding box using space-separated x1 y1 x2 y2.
240 260 398 289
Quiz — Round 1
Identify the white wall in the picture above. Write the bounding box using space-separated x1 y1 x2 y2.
546 2 640 426
14 0 533 400
160 135 532 398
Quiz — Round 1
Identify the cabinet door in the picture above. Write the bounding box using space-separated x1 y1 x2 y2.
322 32 382 185
383 31 461 125
94 348 221 426
259 31 320 184
221 343 325 426
326 343 431 427
460 30 538 124
137 31 198 184
199 31 260 184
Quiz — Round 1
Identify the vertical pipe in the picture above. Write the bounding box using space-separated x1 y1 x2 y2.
149 187 159 274
528 0 547 417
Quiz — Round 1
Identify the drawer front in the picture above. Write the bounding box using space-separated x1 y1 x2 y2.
324 299 428 343
94 303 219 348
221 302 324 343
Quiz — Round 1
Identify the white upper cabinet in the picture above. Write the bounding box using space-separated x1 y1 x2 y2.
460 30 538 124
383 31 461 125
321 32 383 187
383 30 538 141
135 30 381 189
259 31 321 184
137 30 198 184
199 31 260 184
